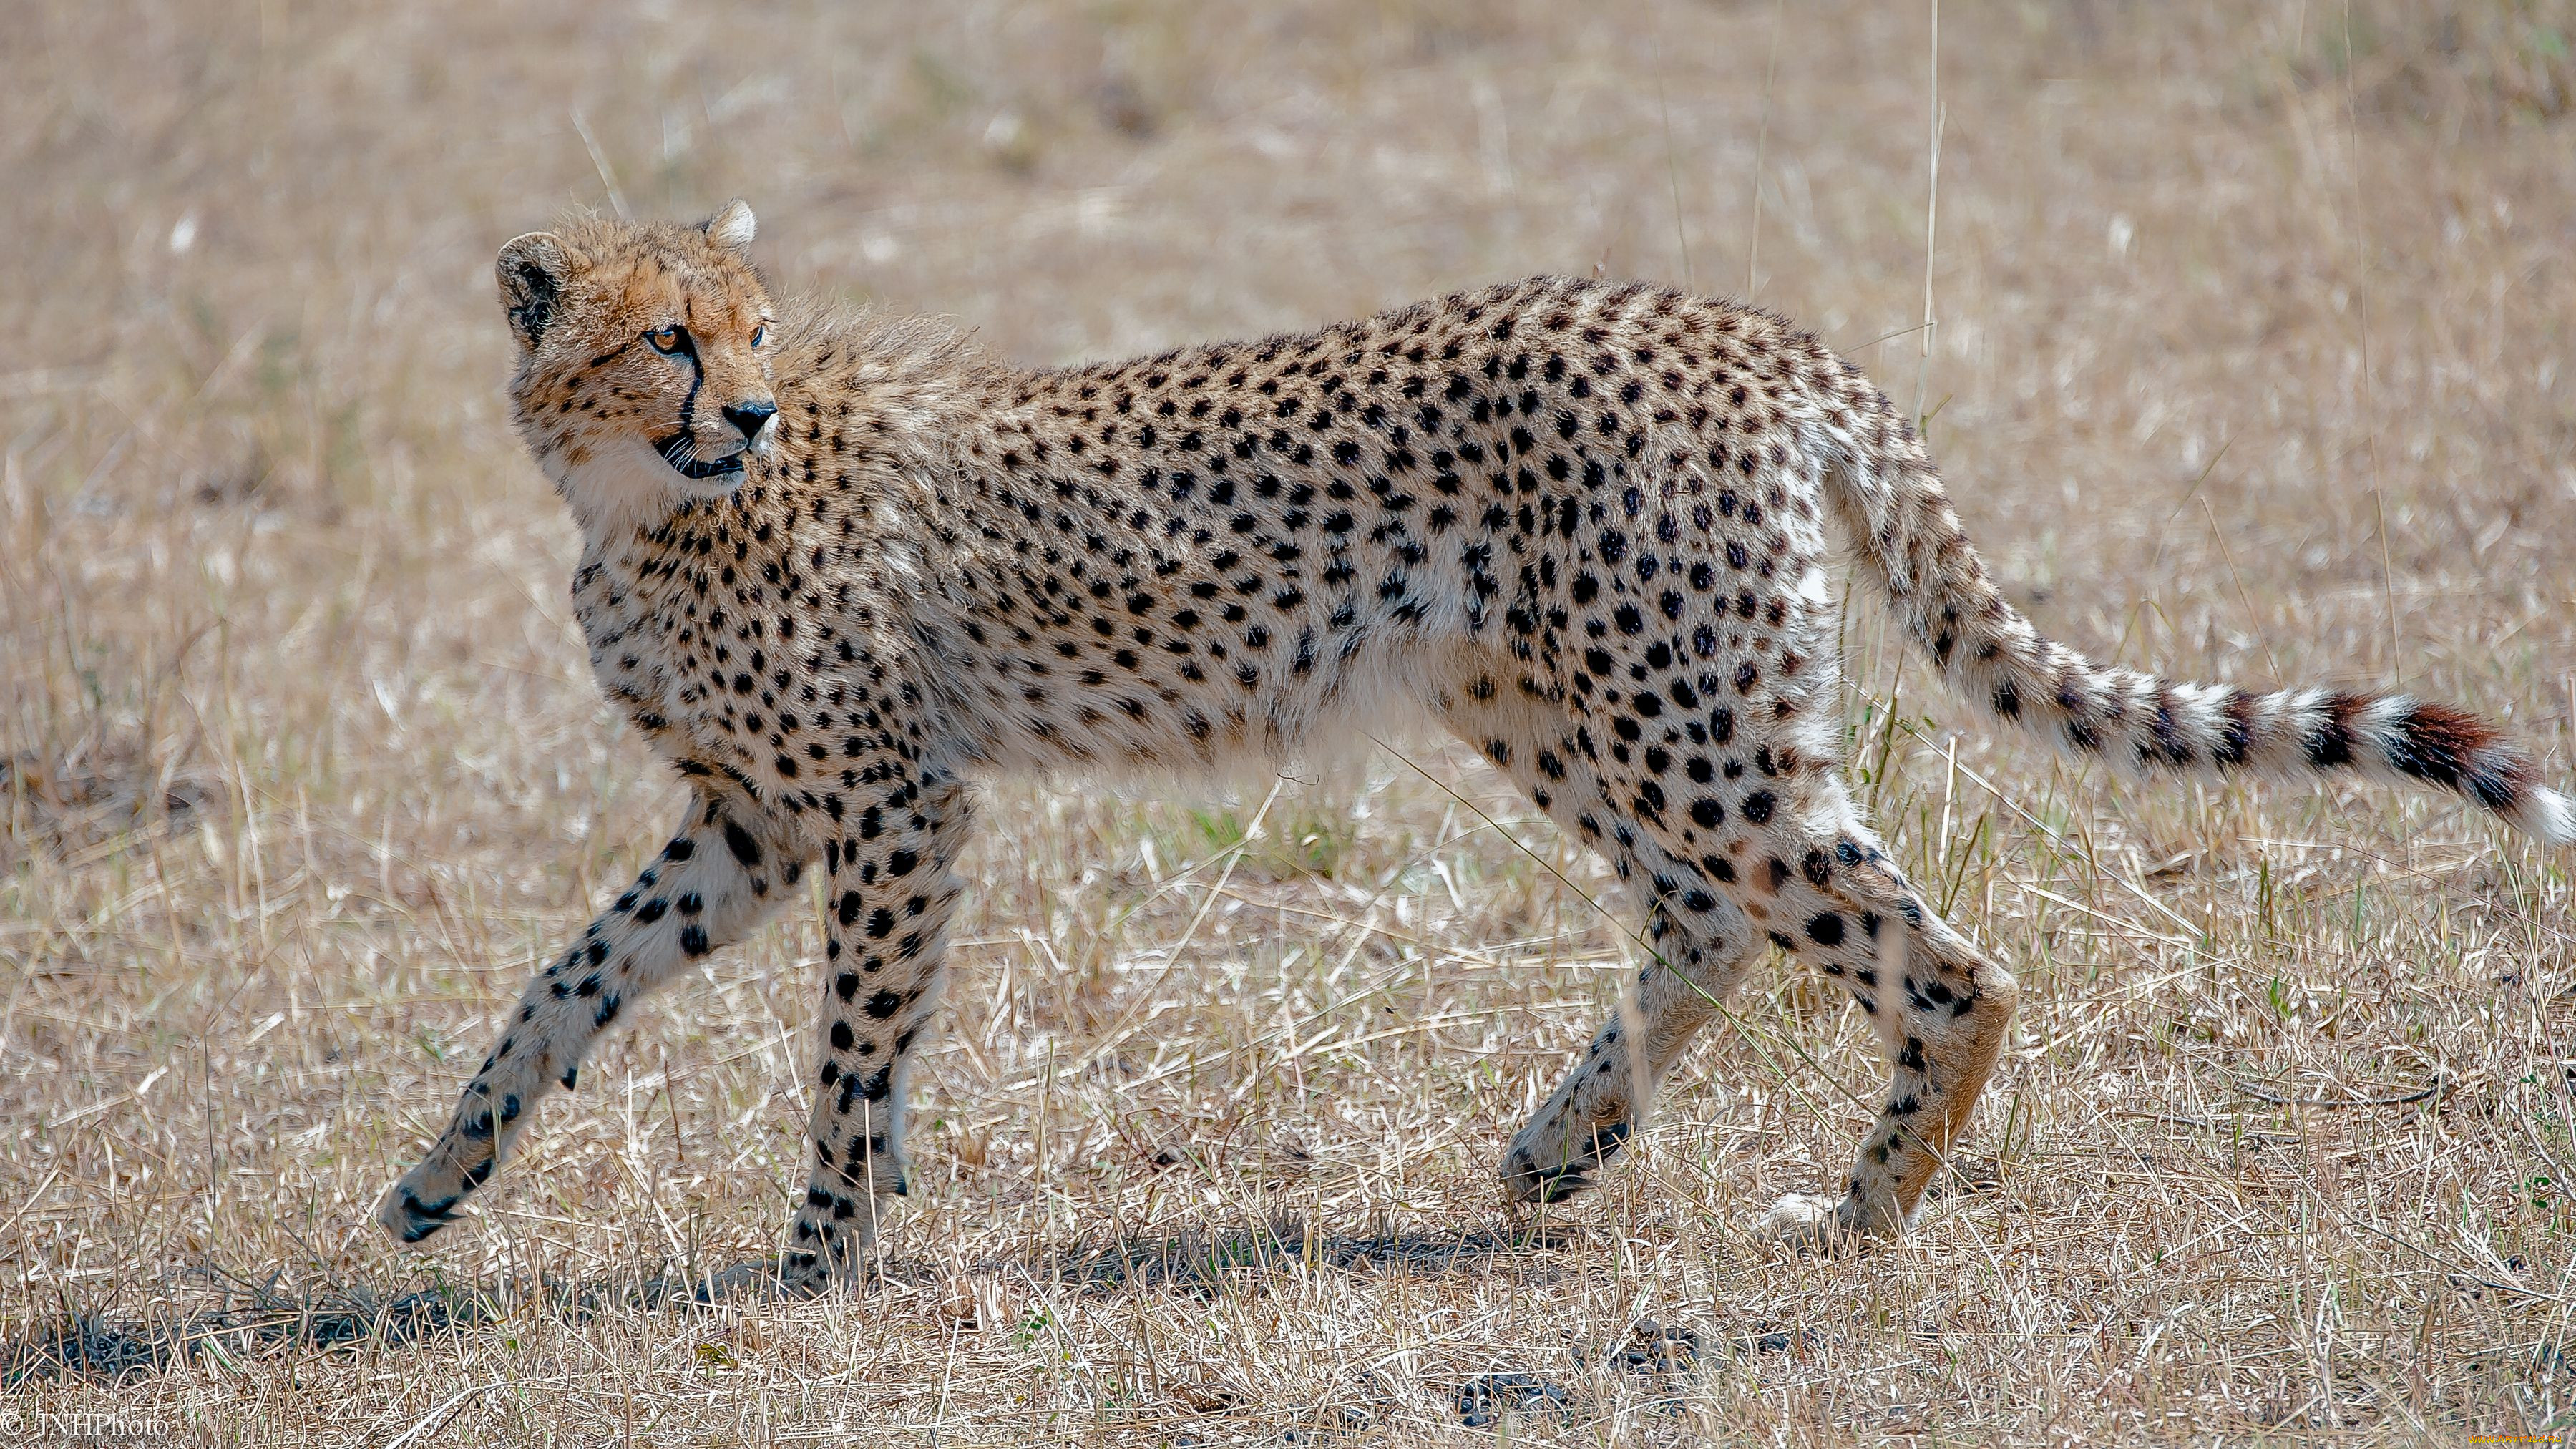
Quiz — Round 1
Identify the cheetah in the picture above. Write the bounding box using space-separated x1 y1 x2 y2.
378 201 2573 1292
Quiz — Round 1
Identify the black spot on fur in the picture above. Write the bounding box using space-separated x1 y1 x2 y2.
2306 693 2361 769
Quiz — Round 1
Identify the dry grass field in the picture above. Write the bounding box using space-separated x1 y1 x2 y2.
6 0 2576 1442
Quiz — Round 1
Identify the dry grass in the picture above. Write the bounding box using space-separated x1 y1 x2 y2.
5 1 2576 1443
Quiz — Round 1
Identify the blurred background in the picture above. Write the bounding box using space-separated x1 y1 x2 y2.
5 1 2575 1440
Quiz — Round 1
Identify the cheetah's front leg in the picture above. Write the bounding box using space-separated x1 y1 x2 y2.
777 775 972 1295
377 795 802 1244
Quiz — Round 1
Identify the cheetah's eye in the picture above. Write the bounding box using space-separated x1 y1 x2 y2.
750 326 765 348
647 325 688 355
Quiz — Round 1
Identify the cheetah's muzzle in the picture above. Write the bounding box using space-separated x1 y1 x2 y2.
654 432 745 481
377 199 2574 1290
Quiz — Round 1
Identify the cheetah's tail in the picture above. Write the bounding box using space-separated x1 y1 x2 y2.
1820 441 2575 847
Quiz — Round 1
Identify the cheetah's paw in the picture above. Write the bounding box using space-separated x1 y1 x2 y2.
376 1181 465 1244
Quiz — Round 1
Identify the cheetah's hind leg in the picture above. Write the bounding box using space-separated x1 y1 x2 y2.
1749 813 2019 1249
1430 661 1765 1209
1498 889 1763 1208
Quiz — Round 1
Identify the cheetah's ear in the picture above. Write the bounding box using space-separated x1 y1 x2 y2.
497 231 586 351
703 199 756 255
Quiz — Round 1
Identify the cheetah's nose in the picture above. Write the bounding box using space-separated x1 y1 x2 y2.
723 400 776 445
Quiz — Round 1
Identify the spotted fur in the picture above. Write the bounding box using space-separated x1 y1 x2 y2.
378 203 2572 1289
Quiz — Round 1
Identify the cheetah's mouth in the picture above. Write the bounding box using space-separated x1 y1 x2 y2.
655 433 747 482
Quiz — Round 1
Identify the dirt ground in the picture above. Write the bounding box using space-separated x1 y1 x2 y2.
4 1 2575 1443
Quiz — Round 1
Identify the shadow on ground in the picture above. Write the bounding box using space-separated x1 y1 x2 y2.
2 1217 1589 1385
0 1262 678 1387
1042 1216 1587 1297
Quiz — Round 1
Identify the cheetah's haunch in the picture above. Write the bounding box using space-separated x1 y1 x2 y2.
377 202 2572 1292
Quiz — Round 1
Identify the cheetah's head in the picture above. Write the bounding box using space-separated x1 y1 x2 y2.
497 200 779 536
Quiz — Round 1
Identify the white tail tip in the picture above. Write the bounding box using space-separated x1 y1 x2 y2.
2516 785 2576 846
